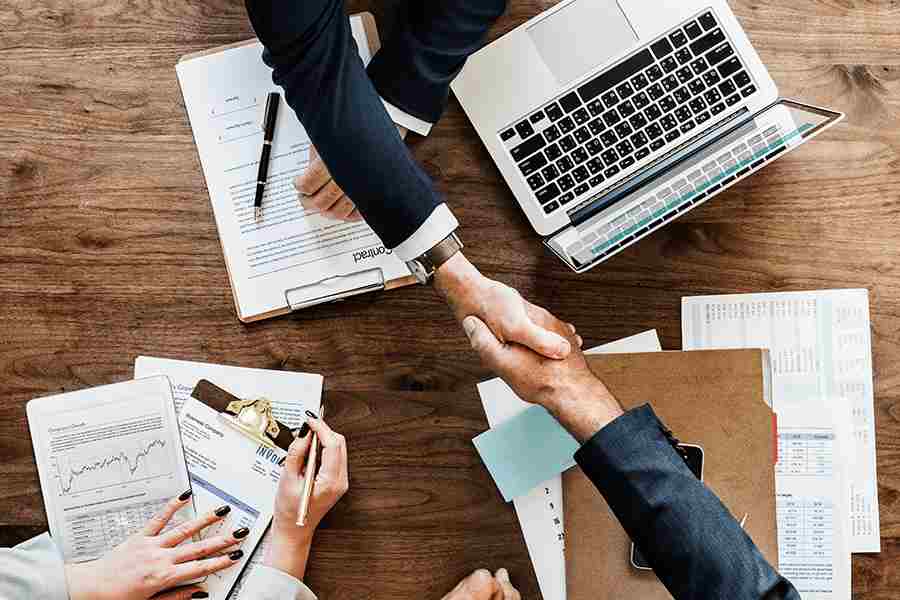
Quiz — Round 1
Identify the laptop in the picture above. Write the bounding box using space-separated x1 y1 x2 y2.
451 0 843 272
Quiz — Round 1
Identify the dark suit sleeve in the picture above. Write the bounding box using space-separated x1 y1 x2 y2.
244 0 443 249
367 0 507 123
574 405 800 600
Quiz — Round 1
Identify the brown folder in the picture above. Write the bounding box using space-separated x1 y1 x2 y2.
564 349 777 600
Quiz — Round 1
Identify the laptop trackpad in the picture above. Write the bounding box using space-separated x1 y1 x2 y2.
528 0 637 86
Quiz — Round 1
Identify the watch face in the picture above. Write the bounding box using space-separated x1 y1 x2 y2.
407 260 430 284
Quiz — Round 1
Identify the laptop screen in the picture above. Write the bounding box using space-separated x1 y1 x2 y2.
545 100 842 273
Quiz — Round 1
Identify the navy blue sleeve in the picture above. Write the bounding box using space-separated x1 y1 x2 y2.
574 405 800 600
367 0 507 123
244 0 443 249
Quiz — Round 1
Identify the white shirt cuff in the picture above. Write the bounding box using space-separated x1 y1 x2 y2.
239 565 317 600
391 203 459 262
382 99 433 136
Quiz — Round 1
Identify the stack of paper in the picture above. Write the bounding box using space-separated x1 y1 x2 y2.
476 330 662 600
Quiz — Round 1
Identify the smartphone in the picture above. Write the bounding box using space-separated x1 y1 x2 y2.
630 443 704 570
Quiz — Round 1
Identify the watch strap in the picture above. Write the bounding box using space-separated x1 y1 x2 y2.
421 232 463 273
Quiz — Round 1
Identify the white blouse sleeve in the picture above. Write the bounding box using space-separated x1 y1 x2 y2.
0 533 70 600
237 564 317 600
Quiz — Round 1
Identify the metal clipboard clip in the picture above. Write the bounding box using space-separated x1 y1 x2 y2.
285 267 386 311
219 396 283 450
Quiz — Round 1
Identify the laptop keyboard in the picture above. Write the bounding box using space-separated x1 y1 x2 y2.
499 10 758 216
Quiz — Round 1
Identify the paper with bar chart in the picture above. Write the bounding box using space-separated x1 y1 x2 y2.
27 376 194 562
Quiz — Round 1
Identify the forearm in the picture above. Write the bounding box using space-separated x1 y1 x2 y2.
368 0 507 123
263 530 313 582
245 0 444 249
0 533 69 600
575 405 799 600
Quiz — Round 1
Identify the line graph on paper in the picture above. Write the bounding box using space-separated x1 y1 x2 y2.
49 412 176 497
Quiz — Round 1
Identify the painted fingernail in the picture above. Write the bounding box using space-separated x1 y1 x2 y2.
215 505 231 517
229 550 244 561
297 423 310 438
179 489 193 501
305 410 318 420
192 592 209 599
233 527 249 539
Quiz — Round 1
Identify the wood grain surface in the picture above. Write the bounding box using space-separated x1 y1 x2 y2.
1 0 899 598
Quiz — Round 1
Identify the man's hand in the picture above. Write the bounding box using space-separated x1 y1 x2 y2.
462 311 624 442
295 126 407 222
441 569 520 600
435 253 576 360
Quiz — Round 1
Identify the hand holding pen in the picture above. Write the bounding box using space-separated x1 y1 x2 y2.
263 411 349 582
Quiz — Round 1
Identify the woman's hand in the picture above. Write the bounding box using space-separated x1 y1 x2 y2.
65 491 248 600
264 413 349 582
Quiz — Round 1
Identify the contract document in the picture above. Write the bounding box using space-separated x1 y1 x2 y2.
776 402 852 599
476 330 662 600
179 397 284 599
176 14 410 322
27 377 195 563
682 289 880 552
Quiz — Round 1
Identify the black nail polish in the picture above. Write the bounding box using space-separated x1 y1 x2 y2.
215 505 231 517
305 410 318 419
192 592 209 599
229 550 244 561
179 489 193 501
297 423 310 438
233 527 250 539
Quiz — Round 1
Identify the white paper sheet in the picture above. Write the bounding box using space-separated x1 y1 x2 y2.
26 377 196 563
133 356 322 595
477 330 662 600
776 401 852 599
175 17 408 320
682 289 880 552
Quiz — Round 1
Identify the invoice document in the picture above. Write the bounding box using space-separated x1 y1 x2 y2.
682 289 880 552
776 401 852 599
179 397 284 599
26 377 195 562
134 356 322 594
476 330 662 600
175 15 409 321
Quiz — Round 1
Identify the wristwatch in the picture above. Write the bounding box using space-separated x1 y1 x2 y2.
406 232 464 285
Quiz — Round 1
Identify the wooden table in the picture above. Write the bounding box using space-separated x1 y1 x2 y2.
1 0 898 597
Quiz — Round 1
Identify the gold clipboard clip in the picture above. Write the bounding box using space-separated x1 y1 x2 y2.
218 396 282 450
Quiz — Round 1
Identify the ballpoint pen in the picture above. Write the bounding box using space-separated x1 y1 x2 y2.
297 405 325 526
255 92 280 221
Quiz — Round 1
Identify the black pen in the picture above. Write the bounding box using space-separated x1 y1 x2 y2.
255 92 280 221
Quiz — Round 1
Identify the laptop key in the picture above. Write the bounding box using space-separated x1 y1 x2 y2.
559 135 576 152
674 87 691 104
535 182 561 204
689 97 707 114
515 120 534 139
685 21 703 39
588 118 605 135
543 200 560 214
670 30 688 48
741 84 757 97
559 92 582 113
690 28 725 57
573 166 589 183
530 111 546 123
665 130 681 143
651 37 674 59
631 130 649 148
719 79 737 96
559 192 576 205
676 48 693 65
647 65 664 81
695 110 711 124
676 67 693 84
646 122 664 139
675 106 692 122
601 149 619 165
703 70 721 86
604 164 621 178
587 157 604 174
558 116 576 133
631 73 649 90
602 109 621 127
725 93 741 106
691 57 708 75
645 104 663 121
545 143 562 161
600 130 618 147
616 81 635 99
618 100 636 117
680 120 696 134
616 140 634 156
518 153 548 175
543 125 561 142
660 114 678 131
699 11 717 31
573 108 590 125
688 78 706 95
661 56 679 73
527 173 545 190
546 103 564 121
704 89 722 105
635 147 651 160
558 174 576 191
557 155 575 173
574 127 591 144
572 147 589 164
710 102 726 115
650 138 666 151
586 139 603 155
587 99 604 116
500 129 516 141
662 75 679 91
510 134 546 161
717 57 742 78
541 164 559 181
647 83 665 101
629 112 648 130
734 71 752 88
620 155 636 169
614 122 633 138
601 91 619 109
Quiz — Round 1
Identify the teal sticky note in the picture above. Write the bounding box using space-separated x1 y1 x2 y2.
472 405 580 502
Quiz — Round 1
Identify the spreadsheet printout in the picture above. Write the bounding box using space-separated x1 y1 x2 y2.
682 289 879 552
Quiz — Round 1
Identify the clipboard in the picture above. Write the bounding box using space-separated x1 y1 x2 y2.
177 13 417 323
190 379 322 451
